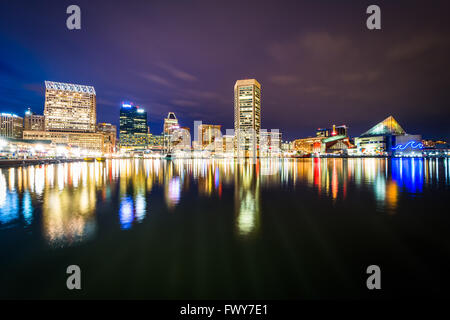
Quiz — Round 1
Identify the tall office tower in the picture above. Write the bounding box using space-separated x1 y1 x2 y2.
163 112 179 135
163 112 180 152
234 79 261 157
44 81 96 132
24 108 45 131
119 103 149 150
0 113 23 139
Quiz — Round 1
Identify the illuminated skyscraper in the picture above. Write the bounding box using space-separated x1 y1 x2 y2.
44 81 96 132
119 103 149 150
234 79 261 157
163 112 179 135
163 112 179 152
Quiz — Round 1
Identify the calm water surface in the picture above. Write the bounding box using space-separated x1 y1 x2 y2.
0 158 449 299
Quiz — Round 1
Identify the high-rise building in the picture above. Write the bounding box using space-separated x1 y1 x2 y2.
0 113 23 139
234 79 261 157
119 103 149 150
163 112 179 135
24 108 45 131
163 112 180 152
44 81 96 132
97 123 117 154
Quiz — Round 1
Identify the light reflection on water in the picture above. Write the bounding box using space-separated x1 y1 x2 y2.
0 158 448 247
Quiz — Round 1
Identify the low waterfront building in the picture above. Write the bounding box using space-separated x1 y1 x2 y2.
0 137 53 158
353 116 422 156
320 135 354 154
23 130 104 152
293 136 325 154
422 139 448 148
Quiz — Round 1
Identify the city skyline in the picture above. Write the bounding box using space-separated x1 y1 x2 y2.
2 0 450 304
1 0 449 141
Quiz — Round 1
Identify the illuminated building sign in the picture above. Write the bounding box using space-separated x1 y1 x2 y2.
392 141 423 150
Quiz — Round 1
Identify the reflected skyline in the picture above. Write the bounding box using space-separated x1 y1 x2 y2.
0 158 449 246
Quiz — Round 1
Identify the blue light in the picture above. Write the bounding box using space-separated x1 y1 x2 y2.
119 196 134 230
392 141 423 150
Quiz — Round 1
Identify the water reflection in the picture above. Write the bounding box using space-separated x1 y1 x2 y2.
0 158 448 246
235 163 260 236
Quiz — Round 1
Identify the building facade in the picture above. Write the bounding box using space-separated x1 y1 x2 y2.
148 134 164 151
293 136 324 154
119 103 149 150
0 113 23 139
24 108 45 131
44 81 96 132
198 124 222 151
23 130 104 152
222 135 235 155
234 79 261 157
260 130 282 157
97 123 117 154
353 116 422 156
163 112 180 152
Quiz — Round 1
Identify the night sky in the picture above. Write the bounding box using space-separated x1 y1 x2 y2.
1 0 449 140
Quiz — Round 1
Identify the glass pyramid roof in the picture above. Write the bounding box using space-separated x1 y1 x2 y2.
360 116 406 137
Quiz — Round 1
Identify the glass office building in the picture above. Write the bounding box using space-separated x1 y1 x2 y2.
119 103 149 150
